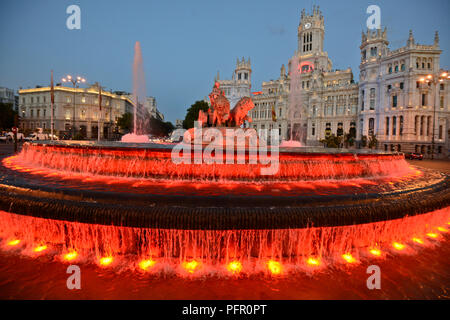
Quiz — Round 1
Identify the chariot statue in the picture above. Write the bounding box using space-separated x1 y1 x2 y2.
198 82 254 128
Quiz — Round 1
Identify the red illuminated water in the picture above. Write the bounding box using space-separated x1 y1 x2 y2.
1 208 448 277
0 218 448 299
0 143 449 298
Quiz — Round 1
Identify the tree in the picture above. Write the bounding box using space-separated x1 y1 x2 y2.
0 102 18 131
117 112 133 133
361 135 368 148
368 134 378 149
182 100 209 129
320 134 342 148
147 117 175 137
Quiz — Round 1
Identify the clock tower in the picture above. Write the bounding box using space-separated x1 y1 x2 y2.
293 5 331 73
298 6 325 56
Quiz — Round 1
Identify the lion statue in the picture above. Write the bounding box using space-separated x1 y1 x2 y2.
227 97 254 127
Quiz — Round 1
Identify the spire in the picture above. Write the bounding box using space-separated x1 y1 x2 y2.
215 70 220 81
407 29 415 47
280 64 286 78
434 31 439 47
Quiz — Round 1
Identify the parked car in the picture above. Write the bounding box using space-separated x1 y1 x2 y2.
405 153 423 160
25 133 58 141
0 132 25 143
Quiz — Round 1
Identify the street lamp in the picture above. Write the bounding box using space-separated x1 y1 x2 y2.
419 71 449 160
62 75 86 139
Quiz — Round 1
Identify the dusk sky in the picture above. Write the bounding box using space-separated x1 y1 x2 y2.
1 0 449 123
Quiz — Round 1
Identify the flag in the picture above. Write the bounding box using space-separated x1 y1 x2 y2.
98 86 102 111
50 70 54 104
271 105 277 122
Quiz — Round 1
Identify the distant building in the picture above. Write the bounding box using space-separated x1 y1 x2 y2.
144 96 164 121
175 119 183 128
19 84 134 139
0 87 17 110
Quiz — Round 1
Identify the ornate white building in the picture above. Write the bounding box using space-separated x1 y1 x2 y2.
251 7 359 146
19 84 134 139
249 6 449 158
359 28 449 157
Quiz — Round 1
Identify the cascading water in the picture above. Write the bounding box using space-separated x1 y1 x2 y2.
0 140 449 278
0 208 449 276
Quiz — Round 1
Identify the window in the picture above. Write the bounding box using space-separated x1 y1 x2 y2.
369 118 374 136
394 65 398 72
414 116 419 135
312 123 315 136
399 116 403 136
388 66 392 74
440 84 444 90
387 85 391 91
416 81 420 89
399 82 404 90
392 95 397 108
43 96 46 103
238 73 241 80
440 96 444 109
392 116 397 136
31 97 34 103
370 47 377 56
369 88 375 110
37 109 40 118
439 125 443 139
422 94 426 106
30 109 34 117
401 64 405 71
385 117 390 135
362 50 366 60
43 109 46 117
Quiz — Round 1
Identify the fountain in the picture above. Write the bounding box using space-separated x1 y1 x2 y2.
121 41 150 143
0 73 449 277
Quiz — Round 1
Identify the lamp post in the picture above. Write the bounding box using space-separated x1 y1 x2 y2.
62 75 86 139
419 71 449 160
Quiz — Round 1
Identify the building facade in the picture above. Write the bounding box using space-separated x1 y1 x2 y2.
251 7 359 145
216 57 252 108
18 84 134 139
359 29 449 157
0 87 18 111
249 6 449 157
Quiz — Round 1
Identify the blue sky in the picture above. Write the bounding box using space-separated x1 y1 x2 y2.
0 0 448 123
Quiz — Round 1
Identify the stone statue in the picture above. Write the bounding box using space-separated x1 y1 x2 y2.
228 97 254 127
199 81 254 127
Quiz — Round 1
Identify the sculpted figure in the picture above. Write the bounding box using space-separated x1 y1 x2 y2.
228 97 254 127
197 81 254 127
